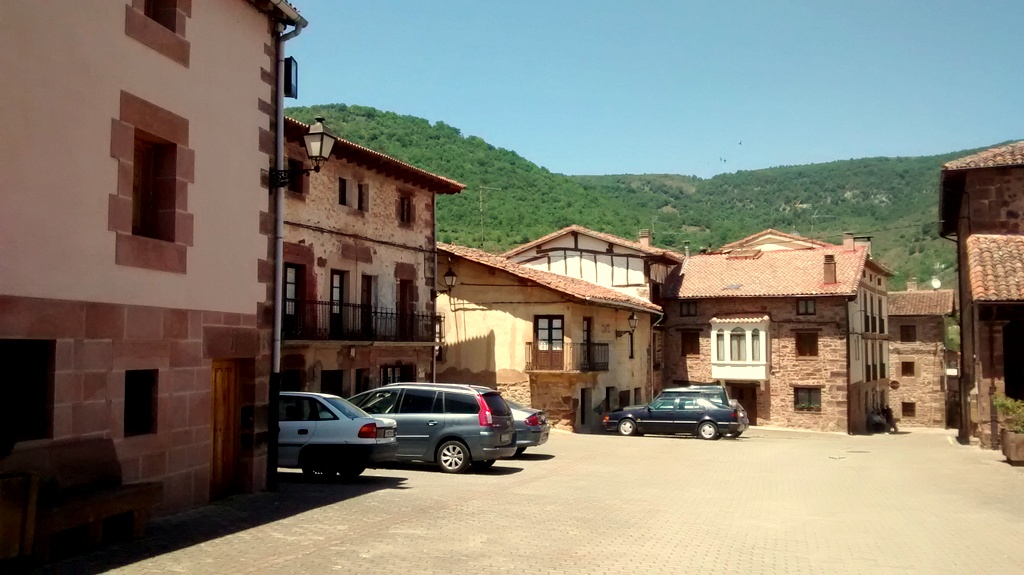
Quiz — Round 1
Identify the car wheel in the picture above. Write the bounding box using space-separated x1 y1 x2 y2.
471 459 496 470
697 421 719 440
299 451 330 479
338 465 366 481
617 419 638 436
514 447 527 457
437 440 471 473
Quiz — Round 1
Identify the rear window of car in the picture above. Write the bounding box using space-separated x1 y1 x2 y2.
324 396 371 420
482 393 510 416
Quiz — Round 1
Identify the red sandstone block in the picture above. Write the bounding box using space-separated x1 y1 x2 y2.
159 471 194 514
84 303 125 339
163 309 189 339
188 310 203 340
192 465 211 504
52 404 73 439
191 425 211 444
121 456 142 484
126 306 164 340
54 339 75 371
0 296 85 339
83 371 108 402
172 428 193 447
187 392 212 427
202 311 224 326
170 340 203 367
116 430 170 459
140 451 168 480
109 399 125 439
241 314 257 328
187 441 212 468
193 367 211 392
54 372 84 405
108 371 126 401
223 313 242 326
74 340 113 371
72 401 109 435
169 446 189 472
167 368 195 393
168 394 190 431
112 340 170 370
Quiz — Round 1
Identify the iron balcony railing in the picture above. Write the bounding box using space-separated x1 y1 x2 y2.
282 300 441 343
525 342 610 372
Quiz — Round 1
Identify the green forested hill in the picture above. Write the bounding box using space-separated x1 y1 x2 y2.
287 103 1008 289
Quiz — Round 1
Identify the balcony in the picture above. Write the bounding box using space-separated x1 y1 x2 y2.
282 300 441 343
525 342 609 372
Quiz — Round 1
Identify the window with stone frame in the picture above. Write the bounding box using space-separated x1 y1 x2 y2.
338 177 348 206
902 402 916 417
794 387 821 411
730 328 746 361
357 183 370 212
398 194 414 225
795 331 818 357
132 133 175 241
900 324 917 342
0 340 54 443
125 0 191 67
797 299 816 315
679 301 698 317
124 369 158 437
901 361 916 377
681 330 700 356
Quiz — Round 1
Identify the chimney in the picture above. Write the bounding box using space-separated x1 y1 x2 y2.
823 254 837 284
639 229 651 248
906 277 918 291
683 240 690 258
853 235 872 256
842 232 855 251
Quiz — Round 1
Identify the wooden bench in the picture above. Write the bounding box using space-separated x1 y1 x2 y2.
0 438 162 559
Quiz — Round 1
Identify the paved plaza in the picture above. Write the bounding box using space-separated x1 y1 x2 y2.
40 428 1024 574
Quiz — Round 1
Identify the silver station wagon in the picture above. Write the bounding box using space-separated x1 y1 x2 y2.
349 383 518 473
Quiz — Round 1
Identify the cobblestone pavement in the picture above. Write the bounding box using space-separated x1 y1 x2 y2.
39 427 1024 574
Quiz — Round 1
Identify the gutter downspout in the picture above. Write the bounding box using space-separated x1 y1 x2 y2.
268 11 307 492
650 310 665 402
431 194 438 383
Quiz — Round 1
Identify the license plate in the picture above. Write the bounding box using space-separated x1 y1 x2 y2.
500 433 511 444
383 429 395 438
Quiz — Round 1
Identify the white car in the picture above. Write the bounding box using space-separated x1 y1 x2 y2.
278 392 398 479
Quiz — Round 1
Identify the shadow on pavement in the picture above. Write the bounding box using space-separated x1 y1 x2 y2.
514 452 556 461
32 473 407 574
381 461 524 476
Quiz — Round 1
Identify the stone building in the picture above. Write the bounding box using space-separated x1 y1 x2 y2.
939 141 1024 447
279 117 464 397
661 230 893 434
435 244 661 432
887 285 956 428
0 0 305 512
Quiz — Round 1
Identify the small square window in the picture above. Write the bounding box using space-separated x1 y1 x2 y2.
794 387 821 411
132 134 175 242
399 195 413 224
902 402 916 418
680 331 700 356
797 299 816 315
144 0 180 33
338 177 348 206
900 324 917 343
0 340 55 442
901 361 915 377
125 369 158 437
795 332 818 357
357 183 370 212
680 301 697 317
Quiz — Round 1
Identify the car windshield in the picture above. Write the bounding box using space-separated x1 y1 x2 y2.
323 396 372 419
482 393 511 416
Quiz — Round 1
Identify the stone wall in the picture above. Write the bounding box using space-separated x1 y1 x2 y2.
888 316 948 427
964 166 1024 235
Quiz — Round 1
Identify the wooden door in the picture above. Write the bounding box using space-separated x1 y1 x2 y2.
729 383 758 425
283 264 304 338
397 279 414 340
534 316 564 370
582 317 593 371
210 360 240 500
329 270 347 338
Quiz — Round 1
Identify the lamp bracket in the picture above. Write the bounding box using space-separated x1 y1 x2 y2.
268 166 320 190
615 330 634 338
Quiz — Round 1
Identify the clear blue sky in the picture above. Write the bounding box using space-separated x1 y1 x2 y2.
287 0 1022 178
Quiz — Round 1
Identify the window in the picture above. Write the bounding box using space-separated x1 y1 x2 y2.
628 332 635 359
605 386 614 411
320 369 345 397
357 183 370 211
633 388 642 405
338 177 348 205
535 316 564 351
132 135 175 241
280 397 336 421
287 158 305 195
795 332 818 357
730 328 746 361
900 325 917 342
124 369 158 437
797 299 816 315
125 0 190 67
399 195 413 224
398 389 439 414
902 402 917 418
681 331 700 356
649 397 675 411
443 392 479 415
357 389 399 415
751 329 761 362
381 364 414 385
716 329 725 361
355 368 371 394
794 387 821 411
0 340 54 442
901 361 915 377
144 0 180 32
680 301 698 317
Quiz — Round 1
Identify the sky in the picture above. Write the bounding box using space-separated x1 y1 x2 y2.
286 0 1023 178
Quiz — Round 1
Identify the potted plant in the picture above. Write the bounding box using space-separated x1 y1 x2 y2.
993 394 1024 465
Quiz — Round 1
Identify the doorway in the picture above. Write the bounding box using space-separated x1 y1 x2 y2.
534 315 564 370
1005 321 1024 400
727 382 758 425
210 360 241 500
579 387 592 429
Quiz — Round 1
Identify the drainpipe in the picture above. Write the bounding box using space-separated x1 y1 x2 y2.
431 193 438 383
988 320 998 450
846 299 853 434
268 9 307 492
650 310 665 401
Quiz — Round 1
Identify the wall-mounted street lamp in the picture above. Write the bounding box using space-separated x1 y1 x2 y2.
616 312 639 337
441 265 458 292
269 116 336 188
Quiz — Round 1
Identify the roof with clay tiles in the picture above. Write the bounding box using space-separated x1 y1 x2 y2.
717 228 833 251
665 244 870 299
888 290 955 316
966 234 1024 302
943 141 1024 171
502 225 683 261
440 243 661 313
